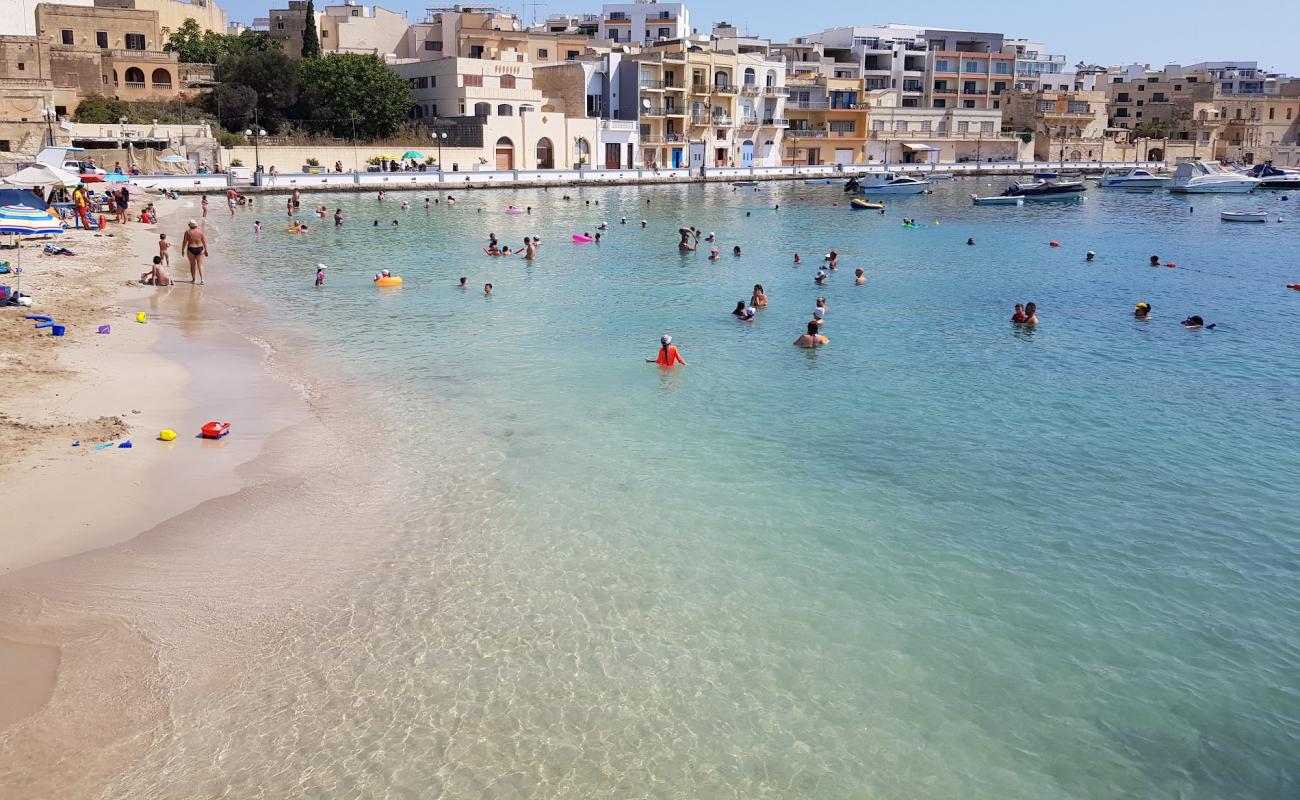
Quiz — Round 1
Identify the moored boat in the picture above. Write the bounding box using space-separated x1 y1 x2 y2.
1241 162 1300 189
731 180 759 187
1001 179 1086 200
846 171 931 194
850 198 885 210
1221 210 1268 222
1097 167 1169 188
1168 160 1259 193
802 178 842 185
971 194 1025 206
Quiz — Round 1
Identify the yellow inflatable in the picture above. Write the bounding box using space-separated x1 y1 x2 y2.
158 429 177 441
850 198 885 210
374 276 403 287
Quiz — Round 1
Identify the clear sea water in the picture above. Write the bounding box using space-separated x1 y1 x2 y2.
129 179 1299 798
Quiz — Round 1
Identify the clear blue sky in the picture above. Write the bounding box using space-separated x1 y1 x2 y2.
220 0 1299 73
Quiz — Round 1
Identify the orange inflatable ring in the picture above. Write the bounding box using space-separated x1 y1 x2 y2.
374 276 403 287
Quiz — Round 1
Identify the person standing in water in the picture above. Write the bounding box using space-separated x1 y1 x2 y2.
648 335 687 367
181 220 208 284
794 321 829 348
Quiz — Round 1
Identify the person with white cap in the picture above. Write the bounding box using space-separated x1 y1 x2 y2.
1086 251 1096 262
181 219 208 284
815 269 828 286
647 335 687 367
738 307 756 323
811 307 826 328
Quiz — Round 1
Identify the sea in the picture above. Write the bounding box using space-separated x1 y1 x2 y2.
110 178 1300 798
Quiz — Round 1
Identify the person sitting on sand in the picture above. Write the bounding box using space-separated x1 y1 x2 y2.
1134 302 1151 319
140 255 172 286
1012 303 1027 324
794 321 829 348
647 335 687 367
751 284 768 308
855 268 866 286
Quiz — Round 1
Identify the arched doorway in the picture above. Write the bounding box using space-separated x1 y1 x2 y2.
1146 147 1164 161
1069 149 1081 161
151 68 172 89
535 137 554 169
495 136 514 170
124 67 144 87
573 137 590 166
741 139 755 167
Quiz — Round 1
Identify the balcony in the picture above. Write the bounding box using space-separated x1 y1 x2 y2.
787 99 830 109
692 115 731 126
642 106 666 116
640 79 665 90
713 83 738 94
664 106 685 116
761 117 789 127
640 133 686 145
600 119 638 131
763 85 789 96
740 83 761 95
787 128 828 138
691 82 708 93
736 116 759 128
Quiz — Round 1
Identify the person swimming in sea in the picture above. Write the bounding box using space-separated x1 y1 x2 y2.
733 245 742 256
1087 250 1096 262
1011 303 1027 324
750 284 767 308
647 335 687 367
484 282 493 295
793 253 801 265
459 276 468 288
794 321 829 348
733 300 747 317
855 268 866 285
967 238 975 246
1134 301 1151 319
708 247 721 261
815 269 828 285
825 251 838 269
738 307 756 322
1181 315 1215 329
1150 255 1161 266
1022 302 1039 325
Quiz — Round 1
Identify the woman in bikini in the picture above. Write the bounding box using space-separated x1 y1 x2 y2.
182 220 209 284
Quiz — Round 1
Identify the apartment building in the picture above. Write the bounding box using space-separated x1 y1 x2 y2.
783 72 867 165
862 90 1021 164
781 24 926 98
1102 64 1215 133
393 55 598 170
32 1 184 100
1006 37 1065 91
317 2 405 55
399 5 596 64
1212 85 1300 166
597 0 688 47
1001 88 1108 161
922 29 1015 111
533 53 639 168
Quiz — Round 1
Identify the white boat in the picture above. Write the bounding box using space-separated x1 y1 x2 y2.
1097 167 1170 188
1220 211 1268 222
1240 162 1300 189
1002 179 1087 200
971 194 1025 206
928 173 955 181
847 171 930 194
1168 161 1259 193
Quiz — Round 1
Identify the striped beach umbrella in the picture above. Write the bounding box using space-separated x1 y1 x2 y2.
0 202 65 302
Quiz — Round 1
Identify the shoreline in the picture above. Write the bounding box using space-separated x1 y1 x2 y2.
0 196 313 743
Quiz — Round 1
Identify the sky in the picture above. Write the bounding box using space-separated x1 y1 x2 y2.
220 0 1300 74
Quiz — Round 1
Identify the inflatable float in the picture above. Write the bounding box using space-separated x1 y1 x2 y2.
506 206 524 214
850 199 884 210
374 276 403 287
572 234 594 243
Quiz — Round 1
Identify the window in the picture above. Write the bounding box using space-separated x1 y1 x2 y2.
16 62 23 71
963 81 976 93
499 74 515 89
1268 107 1275 120
1037 100 1055 112
1174 84 1182 91
1117 93 1130 102
413 76 429 89
464 74 483 87
96 31 107 48
1067 101 1089 114
658 27 669 38
1288 108 1293 120
125 33 146 50
934 60 949 72
1116 108 1129 118
1137 84 1145 91
566 50 578 60
497 104 512 116
424 40 441 51
321 30 328 38
964 60 979 72
1135 111 1142 118
957 121 969 133
920 120 931 132
981 121 993 134
468 45 483 58
993 62 1010 74
350 8 358 15
276 20 284 29
963 100 975 109
894 121 907 132
993 81 1006 93
1136 100 1143 107
829 121 855 133
932 99 945 108
61 29 74 45
537 48 548 59
0 139 8 151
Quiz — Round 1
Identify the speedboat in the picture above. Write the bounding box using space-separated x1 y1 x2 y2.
971 194 1024 206
1001 179 1086 200
846 171 930 194
1168 160 1259 193
1241 162 1300 189
731 180 758 187
1221 210 1268 222
1097 167 1169 188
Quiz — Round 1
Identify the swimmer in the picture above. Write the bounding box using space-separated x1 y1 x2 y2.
1011 303 1027 324
708 247 721 261
254 220 262 234
811 307 826 327
641 220 648 228
373 220 379 227
594 232 602 243
733 246 742 256
377 191 385 201
815 269 828 285
486 243 501 256
794 321 829 348
446 195 456 205
647 334 687 367
527 207 532 214
794 253 801 265
315 264 325 286
816 297 828 314
1181 315 1214 329
401 201 410 210
1023 302 1039 326
1086 251 1096 262
732 300 747 317
392 219 399 227
424 198 431 208
489 232 498 248
826 251 838 269
621 217 627 224
525 238 538 259
597 222 609 230
750 284 768 308
855 268 866 285
739 307 756 322
1150 255 1160 266
459 276 468 288
705 232 715 242
746 212 751 217
484 282 493 295
967 238 975 246
1134 302 1151 319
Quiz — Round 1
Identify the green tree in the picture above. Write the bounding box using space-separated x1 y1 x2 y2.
207 82 259 130
218 48 299 132
300 0 321 59
295 53 410 139
165 19 279 63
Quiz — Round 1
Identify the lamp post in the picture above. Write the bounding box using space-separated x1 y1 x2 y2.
432 130 447 170
243 123 267 185
40 107 56 146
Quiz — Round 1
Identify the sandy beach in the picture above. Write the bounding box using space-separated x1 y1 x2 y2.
0 193 350 796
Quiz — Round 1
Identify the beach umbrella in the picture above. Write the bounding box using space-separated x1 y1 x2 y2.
0 202 65 303
401 150 424 160
2 163 80 199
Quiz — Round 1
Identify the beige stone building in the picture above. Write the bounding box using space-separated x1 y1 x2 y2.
398 6 600 65
136 0 226 36
33 1 184 101
783 72 868 166
318 2 405 55
1001 88 1109 161
1212 87 1300 166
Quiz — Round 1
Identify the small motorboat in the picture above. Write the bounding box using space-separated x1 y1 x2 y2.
1034 171 1059 181
971 194 1025 206
850 198 884 210
1002 179 1086 200
1241 162 1300 189
846 171 930 194
1097 167 1169 188
1169 161 1259 193
731 180 758 187
803 178 842 185
927 173 954 181
1220 211 1268 223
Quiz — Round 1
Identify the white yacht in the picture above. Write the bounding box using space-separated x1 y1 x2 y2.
846 171 931 194
1240 162 1300 189
1097 167 1169 188
1168 161 1260 193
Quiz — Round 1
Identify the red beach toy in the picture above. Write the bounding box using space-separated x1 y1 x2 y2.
200 421 230 439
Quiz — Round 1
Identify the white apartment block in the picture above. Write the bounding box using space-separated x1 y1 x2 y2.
598 0 689 46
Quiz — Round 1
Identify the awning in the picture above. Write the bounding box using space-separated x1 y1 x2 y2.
902 143 941 152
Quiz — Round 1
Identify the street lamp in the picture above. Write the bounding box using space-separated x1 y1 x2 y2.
432 130 448 170
243 125 267 183
40 107 56 146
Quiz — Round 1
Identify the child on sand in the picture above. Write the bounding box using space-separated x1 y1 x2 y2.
159 233 170 267
201 195 209 217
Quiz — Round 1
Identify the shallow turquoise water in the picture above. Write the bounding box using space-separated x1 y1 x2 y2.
147 180 1298 797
